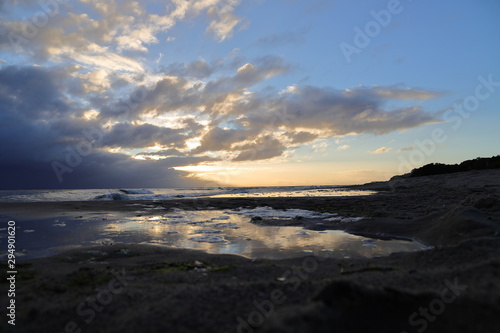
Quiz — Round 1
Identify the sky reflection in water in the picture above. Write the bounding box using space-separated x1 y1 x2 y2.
8 207 424 260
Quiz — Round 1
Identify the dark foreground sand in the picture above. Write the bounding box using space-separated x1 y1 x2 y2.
1 169 500 332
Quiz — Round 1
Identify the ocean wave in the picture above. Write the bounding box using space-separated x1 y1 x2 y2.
119 189 154 194
93 193 130 201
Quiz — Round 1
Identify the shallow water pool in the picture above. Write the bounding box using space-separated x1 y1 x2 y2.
3 206 427 260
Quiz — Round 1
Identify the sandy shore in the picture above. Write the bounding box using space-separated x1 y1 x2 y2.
1 169 499 332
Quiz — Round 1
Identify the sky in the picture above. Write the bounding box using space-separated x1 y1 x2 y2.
0 0 499 189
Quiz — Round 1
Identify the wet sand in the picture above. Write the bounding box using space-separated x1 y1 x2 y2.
1 169 499 332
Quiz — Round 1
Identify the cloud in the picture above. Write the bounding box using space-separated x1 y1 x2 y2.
286 131 318 144
0 0 245 75
71 50 145 73
206 1 243 42
102 123 188 149
371 147 392 155
165 59 219 79
134 149 185 158
312 141 328 153
194 126 257 153
0 65 75 122
143 74 441 161
0 65 213 189
0 61 443 189
0 0 455 190
372 87 444 100
342 85 444 101
202 55 290 96
0 0 447 190
236 85 441 137
3 152 213 189
232 135 286 161
101 54 292 122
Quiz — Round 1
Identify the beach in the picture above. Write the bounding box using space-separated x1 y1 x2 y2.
1 169 499 332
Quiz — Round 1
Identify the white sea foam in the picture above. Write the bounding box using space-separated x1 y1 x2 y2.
142 205 166 210
94 193 130 201
189 235 227 243
0 186 376 203
362 238 377 243
165 219 189 224
209 222 240 229
229 206 335 219
94 238 115 245
324 216 363 222
211 215 230 220
191 229 222 234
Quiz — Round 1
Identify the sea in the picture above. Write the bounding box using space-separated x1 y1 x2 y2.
0 186 376 203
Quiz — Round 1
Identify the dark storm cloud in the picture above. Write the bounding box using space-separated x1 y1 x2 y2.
0 65 72 119
0 65 212 189
1 152 213 189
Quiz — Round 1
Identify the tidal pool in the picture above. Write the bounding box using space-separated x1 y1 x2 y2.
4 206 427 260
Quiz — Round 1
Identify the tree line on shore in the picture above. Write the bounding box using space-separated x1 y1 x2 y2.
406 155 500 177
